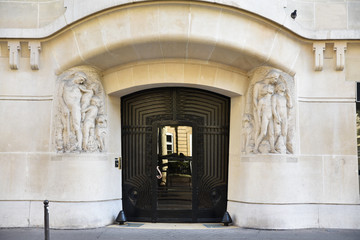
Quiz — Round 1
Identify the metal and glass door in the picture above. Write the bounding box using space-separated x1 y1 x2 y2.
121 87 230 222
154 123 195 222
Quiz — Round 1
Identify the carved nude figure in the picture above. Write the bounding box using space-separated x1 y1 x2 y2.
241 114 253 154
59 72 89 151
95 114 107 152
80 82 99 120
55 66 108 153
241 67 295 155
252 70 279 151
254 84 276 153
55 123 65 152
272 82 293 153
82 96 101 151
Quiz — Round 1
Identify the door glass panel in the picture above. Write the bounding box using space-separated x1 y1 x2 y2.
157 126 192 210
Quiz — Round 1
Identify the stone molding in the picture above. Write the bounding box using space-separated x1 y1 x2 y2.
313 41 347 71
28 41 41 70
7 41 20 70
313 42 325 71
5 41 42 70
334 42 347 71
0 95 53 101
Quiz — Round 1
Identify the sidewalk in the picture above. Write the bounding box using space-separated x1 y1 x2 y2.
1 223 360 240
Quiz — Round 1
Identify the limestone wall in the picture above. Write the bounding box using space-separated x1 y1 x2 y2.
0 0 359 229
1 0 360 39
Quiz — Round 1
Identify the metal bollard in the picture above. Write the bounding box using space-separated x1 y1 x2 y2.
44 200 50 240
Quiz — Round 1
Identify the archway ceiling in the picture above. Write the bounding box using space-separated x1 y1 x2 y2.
48 2 303 75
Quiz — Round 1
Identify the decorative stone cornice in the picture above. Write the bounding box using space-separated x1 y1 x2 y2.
28 41 41 70
6 41 42 70
8 41 20 70
313 42 325 71
313 41 347 71
334 42 347 71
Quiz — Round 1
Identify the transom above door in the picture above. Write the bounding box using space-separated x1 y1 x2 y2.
121 87 230 222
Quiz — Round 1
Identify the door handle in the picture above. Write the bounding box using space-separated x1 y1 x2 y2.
156 166 162 179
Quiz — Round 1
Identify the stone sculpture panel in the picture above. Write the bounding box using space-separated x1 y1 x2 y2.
242 67 295 154
54 66 107 153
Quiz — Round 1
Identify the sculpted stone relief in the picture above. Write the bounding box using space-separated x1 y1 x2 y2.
242 67 295 154
55 66 107 153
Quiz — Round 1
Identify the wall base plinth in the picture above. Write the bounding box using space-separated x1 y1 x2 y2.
228 201 360 229
0 200 122 229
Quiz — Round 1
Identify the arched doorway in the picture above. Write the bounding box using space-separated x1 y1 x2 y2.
121 87 230 222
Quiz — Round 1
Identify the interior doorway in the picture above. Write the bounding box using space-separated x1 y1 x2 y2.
121 87 230 222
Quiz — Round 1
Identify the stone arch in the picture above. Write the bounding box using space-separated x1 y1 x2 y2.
102 60 249 97
45 1 302 76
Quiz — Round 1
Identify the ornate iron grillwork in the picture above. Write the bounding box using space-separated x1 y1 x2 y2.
121 87 230 222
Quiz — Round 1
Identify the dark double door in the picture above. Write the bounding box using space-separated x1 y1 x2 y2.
121 87 230 222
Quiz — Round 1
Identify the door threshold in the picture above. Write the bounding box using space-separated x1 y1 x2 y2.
109 222 237 229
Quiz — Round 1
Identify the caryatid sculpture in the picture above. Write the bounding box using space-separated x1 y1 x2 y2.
55 66 107 153
242 67 295 154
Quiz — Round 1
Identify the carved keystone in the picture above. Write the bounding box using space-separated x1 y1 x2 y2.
313 42 325 71
28 41 41 70
334 42 347 71
8 41 20 70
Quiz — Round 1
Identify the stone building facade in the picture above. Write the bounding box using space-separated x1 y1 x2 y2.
0 0 360 229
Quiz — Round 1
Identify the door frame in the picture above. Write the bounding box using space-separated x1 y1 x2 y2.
121 87 230 223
